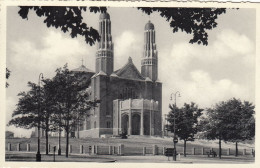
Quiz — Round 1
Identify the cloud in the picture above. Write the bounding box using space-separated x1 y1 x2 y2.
160 29 255 113
162 69 251 112
182 70 249 107
114 31 142 70
6 30 96 137
166 29 255 71
214 29 254 56
10 31 92 75
6 96 16 123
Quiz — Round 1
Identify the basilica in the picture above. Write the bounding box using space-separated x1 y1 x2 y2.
71 12 162 138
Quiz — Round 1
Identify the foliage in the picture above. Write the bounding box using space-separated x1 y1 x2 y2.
8 80 59 130
6 68 11 88
168 102 203 141
8 79 58 155
8 82 41 129
18 6 107 45
51 64 99 157
202 98 255 142
138 8 226 45
51 64 98 130
168 102 203 156
201 98 255 158
18 6 226 46
8 64 99 155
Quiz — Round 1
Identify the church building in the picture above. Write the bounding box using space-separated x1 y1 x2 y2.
71 12 162 138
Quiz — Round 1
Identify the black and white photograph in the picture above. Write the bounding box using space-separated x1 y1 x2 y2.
1 0 258 165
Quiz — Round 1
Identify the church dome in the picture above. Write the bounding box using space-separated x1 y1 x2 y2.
99 12 110 20
145 20 154 30
71 65 94 73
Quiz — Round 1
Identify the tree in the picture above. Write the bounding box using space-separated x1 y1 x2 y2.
201 98 255 159
8 65 99 157
8 80 57 155
18 7 226 46
200 108 223 159
168 102 203 157
18 6 106 46
52 64 99 157
6 68 11 88
218 99 255 157
41 78 60 155
8 82 40 129
138 8 226 45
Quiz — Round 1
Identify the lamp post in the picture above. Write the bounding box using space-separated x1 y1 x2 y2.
36 73 44 161
170 91 181 161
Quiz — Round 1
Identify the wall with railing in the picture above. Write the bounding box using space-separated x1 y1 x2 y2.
6 142 254 157
120 99 159 111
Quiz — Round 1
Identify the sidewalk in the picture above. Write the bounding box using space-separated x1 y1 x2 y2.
103 155 254 163
5 151 116 162
5 151 255 163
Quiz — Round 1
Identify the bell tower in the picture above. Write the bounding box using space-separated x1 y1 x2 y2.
141 20 158 81
96 12 114 75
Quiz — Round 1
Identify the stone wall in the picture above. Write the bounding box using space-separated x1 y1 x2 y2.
6 142 255 157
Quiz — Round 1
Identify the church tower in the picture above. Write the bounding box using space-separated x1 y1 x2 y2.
96 12 114 75
141 20 158 81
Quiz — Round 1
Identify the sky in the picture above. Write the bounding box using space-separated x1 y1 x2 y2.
6 7 256 137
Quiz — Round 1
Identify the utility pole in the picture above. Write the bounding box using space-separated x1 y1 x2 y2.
36 73 44 161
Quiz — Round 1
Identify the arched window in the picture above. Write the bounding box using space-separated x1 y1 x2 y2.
94 121 96 129
121 88 137 100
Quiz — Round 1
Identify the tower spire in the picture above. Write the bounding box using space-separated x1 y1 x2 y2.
95 11 114 75
141 20 158 81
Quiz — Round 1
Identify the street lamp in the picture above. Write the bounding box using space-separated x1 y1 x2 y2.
170 91 181 161
36 73 44 162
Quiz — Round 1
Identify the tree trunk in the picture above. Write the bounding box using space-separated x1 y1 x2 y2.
58 110 62 155
77 114 80 139
65 101 70 158
77 118 79 139
219 137 222 159
184 140 187 157
58 126 61 155
65 119 69 158
45 123 49 155
235 141 238 157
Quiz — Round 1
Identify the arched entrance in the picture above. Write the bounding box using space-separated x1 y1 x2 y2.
132 113 140 135
121 114 129 135
144 114 150 135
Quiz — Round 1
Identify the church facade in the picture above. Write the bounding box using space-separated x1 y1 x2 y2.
71 12 162 138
